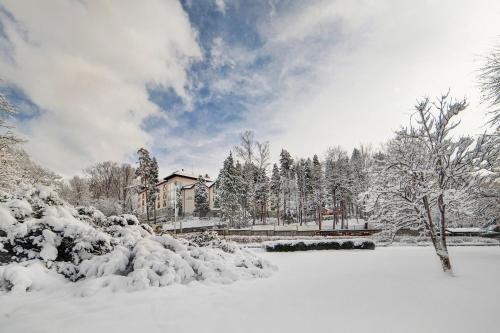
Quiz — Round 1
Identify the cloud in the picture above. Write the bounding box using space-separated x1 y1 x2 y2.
252 0 500 159
2 0 499 180
214 0 226 14
0 0 201 175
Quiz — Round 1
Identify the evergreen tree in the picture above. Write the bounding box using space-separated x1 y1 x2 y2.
135 148 158 223
304 158 315 222
254 167 270 224
216 152 242 226
270 163 282 225
194 175 210 217
350 147 369 222
149 157 159 223
280 149 294 223
311 154 324 229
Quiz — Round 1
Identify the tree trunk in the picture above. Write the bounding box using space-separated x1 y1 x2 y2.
340 196 345 229
146 192 150 222
153 203 157 224
333 189 338 227
277 203 280 226
318 209 322 231
423 194 453 273
437 250 452 272
283 191 287 225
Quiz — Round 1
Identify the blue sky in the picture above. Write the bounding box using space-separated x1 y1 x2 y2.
1 0 499 178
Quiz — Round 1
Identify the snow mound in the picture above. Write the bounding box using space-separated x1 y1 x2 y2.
263 238 375 252
0 185 274 294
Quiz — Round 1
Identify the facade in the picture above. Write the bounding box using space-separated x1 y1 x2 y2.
138 169 216 222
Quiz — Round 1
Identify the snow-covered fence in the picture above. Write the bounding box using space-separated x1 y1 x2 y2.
213 229 380 237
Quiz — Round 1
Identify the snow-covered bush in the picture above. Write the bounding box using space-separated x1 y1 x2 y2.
188 231 238 253
263 239 375 252
76 206 106 226
0 185 274 294
106 214 140 227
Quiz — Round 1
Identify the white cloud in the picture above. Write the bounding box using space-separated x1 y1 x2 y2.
0 0 201 175
215 0 226 14
254 0 500 160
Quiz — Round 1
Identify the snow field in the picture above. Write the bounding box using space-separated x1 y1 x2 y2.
1 246 499 333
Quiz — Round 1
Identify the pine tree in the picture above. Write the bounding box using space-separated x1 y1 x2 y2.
350 147 370 224
270 163 281 225
304 158 314 223
280 149 294 223
311 155 324 230
216 152 242 226
295 158 306 225
194 175 210 217
135 148 158 223
149 157 159 223
254 167 270 224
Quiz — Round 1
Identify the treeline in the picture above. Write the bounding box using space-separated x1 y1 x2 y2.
215 131 372 228
59 161 138 216
1 94 61 192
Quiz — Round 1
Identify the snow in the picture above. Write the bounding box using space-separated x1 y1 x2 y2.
1 246 499 333
263 238 375 251
447 227 483 233
0 185 274 293
161 218 222 231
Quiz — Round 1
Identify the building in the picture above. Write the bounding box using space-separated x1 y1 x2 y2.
138 169 217 222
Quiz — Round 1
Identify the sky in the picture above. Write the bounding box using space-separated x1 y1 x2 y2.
0 0 499 179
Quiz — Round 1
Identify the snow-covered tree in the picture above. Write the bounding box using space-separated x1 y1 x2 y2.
75 161 137 216
235 131 256 223
365 93 498 272
478 44 500 230
67 176 91 206
135 148 158 222
216 152 242 226
255 141 271 223
324 147 351 228
1 91 25 191
295 157 314 225
0 92 21 149
1 147 60 193
479 44 500 128
149 157 159 222
280 149 294 223
254 167 270 224
194 175 210 217
270 163 282 225
311 154 325 229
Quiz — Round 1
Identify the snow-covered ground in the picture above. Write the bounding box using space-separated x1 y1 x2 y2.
1 246 499 333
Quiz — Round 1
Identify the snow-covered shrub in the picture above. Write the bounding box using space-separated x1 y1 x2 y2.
263 239 375 252
189 231 238 253
106 214 140 227
76 206 106 226
0 185 112 272
0 185 274 294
